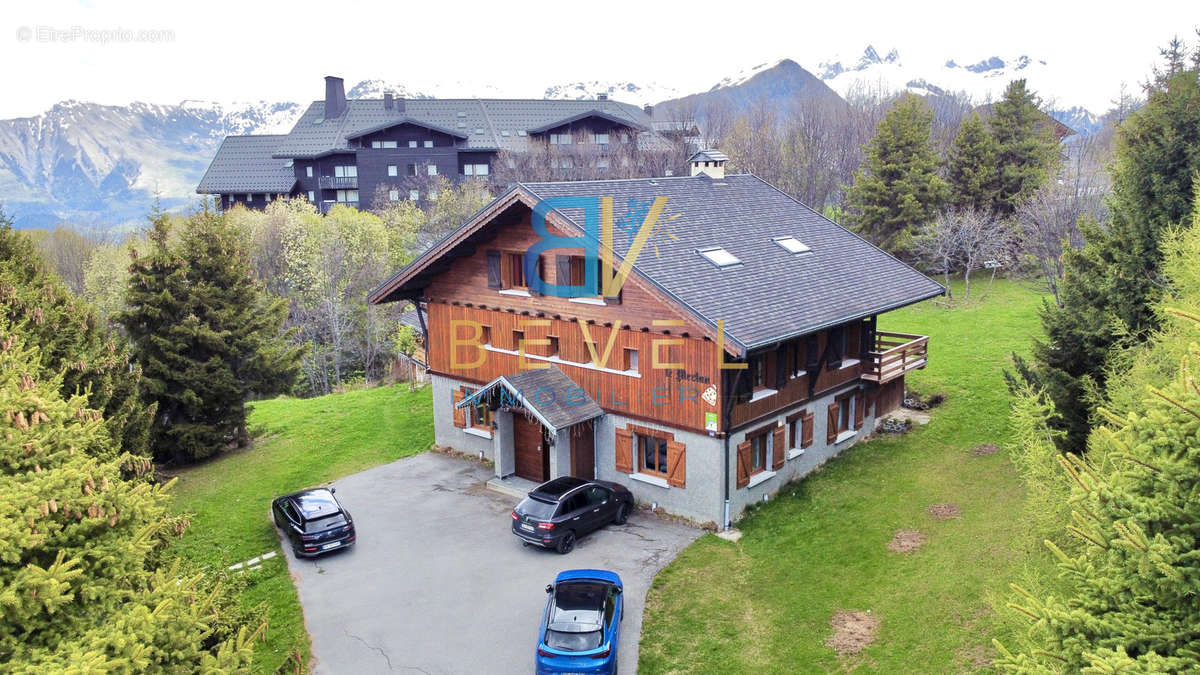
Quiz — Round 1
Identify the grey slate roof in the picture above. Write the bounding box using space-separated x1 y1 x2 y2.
271 98 660 159
196 135 297 194
518 174 944 350
689 149 728 162
460 366 604 432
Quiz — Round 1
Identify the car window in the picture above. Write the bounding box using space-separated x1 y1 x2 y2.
282 501 296 521
518 497 557 519
604 587 616 627
303 513 347 533
558 493 585 516
585 486 609 505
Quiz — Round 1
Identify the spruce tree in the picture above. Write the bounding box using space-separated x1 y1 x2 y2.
846 93 949 256
946 113 999 213
0 218 152 458
988 79 1058 216
997 212 1200 671
1014 60 1200 454
120 210 299 462
0 316 261 670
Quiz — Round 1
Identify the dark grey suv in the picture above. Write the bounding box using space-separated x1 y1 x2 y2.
511 477 634 554
272 487 356 557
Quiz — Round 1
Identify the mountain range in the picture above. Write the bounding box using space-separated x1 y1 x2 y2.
0 47 1110 230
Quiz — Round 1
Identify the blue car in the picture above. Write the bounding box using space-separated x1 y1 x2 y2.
535 569 623 674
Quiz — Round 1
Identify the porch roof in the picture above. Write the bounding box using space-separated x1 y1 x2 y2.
457 366 603 433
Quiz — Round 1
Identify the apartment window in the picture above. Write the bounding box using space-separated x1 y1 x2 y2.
788 340 805 378
463 387 492 429
406 164 418 177
428 189 439 200
789 416 801 449
423 140 433 148
306 166 314 178
549 133 565 145
636 431 669 477
512 329 525 352
409 189 420 201
747 426 771 473
388 165 398 177
596 158 609 169
333 165 357 178
624 348 639 372
408 140 418 148
307 191 316 202
247 193 255 202
546 335 559 358
505 251 525 288
751 355 766 388
463 163 488 176
335 189 359 203
595 133 609 145
388 189 400 201
371 140 397 149
427 164 438 176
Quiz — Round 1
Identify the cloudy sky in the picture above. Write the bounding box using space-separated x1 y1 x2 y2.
1 0 1195 118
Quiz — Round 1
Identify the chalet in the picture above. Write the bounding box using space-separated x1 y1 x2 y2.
196 76 670 212
368 153 943 527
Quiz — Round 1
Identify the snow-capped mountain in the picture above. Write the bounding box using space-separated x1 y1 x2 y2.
817 45 1103 133
542 81 678 107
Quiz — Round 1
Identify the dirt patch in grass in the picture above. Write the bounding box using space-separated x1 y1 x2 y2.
955 643 992 671
928 503 961 520
971 443 999 456
826 610 880 656
887 529 926 553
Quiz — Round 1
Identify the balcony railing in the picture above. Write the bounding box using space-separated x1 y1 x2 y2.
318 175 358 189
861 331 929 384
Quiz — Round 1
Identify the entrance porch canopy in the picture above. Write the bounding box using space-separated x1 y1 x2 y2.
455 366 604 434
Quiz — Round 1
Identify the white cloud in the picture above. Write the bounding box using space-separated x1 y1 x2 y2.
0 0 1194 117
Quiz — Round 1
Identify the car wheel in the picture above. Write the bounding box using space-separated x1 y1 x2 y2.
556 531 576 555
614 503 630 525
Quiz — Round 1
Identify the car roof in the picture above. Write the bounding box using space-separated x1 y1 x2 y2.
531 476 588 500
555 569 622 587
288 488 341 519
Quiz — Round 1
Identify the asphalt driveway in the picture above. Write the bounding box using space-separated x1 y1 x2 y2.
277 452 701 674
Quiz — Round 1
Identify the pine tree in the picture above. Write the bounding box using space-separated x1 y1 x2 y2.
120 210 299 462
0 217 152 458
996 207 1200 671
988 80 1058 216
946 113 999 213
0 316 261 670
1014 60 1200 454
846 93 949 256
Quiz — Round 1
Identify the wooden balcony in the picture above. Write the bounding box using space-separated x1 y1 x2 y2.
861 331 929 384
318 175 358 189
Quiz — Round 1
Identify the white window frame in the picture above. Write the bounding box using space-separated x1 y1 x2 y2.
774 236 812 254
307 191 316 202
388 189 400 201
427 164 438 176
388 165 398 177
334 165 358 178
306 166 314 178
408 140 418 148
698 246 741 268
423 140 433 148
409 189 420 201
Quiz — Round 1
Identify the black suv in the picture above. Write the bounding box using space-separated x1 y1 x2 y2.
272 487 356 557
511 477 634 554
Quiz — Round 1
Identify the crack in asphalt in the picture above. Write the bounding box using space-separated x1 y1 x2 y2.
344 628 395 671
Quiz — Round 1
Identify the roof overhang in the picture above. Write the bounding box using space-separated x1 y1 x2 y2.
456 371 603 434
526 109 647 134
366 186 743 356
344 117 469 141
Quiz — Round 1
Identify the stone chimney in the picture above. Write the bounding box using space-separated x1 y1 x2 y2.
384 91 394 110
643 104 653 116
689 150 728 179
324 76 347 119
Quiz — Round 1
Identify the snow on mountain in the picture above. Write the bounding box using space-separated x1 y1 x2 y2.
817 45 1103 125
542 81 678 107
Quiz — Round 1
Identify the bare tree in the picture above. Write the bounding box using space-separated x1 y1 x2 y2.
914 209 1008 301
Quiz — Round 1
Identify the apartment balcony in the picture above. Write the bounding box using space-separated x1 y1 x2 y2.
318 175 358 189
861 331 929 384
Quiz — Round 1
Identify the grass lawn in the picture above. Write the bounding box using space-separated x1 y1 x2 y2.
169 383 434 673
638 279 1053 673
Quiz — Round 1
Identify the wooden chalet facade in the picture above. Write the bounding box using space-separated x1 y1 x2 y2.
370 157 942 526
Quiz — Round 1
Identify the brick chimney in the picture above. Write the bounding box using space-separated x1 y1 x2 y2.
384 91 394 110
324 76 347 119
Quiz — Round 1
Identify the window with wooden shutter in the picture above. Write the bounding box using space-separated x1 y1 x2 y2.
615 428 633 473
826 402 839 443
452 388 467 428
486 250 501 289
666 440 686 487
853 390 865 429
736 440 752 488
772 425 786 470
828 325 844 369
556 255 571 289
805 334 820 373
775 345 788 389
802 411 814 448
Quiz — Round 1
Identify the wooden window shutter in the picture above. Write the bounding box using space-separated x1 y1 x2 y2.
860 320 874 358
615 428 633 474
853 391 865 430
666 440 686 488
828 326 844 368
775 345 788 389
805 334 820 372
736 440 752 488
486 250 502 289
801 412 814 448
452 388 467 428
772 425 786 470
826 402 839 443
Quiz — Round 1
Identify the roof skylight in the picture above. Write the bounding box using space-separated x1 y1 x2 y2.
774 236 812 254
698 247 741 268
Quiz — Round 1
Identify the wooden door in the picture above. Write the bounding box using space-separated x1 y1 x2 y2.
513 412 546 482
569 423 595 479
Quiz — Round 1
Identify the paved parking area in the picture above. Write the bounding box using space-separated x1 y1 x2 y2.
278 452 701 674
